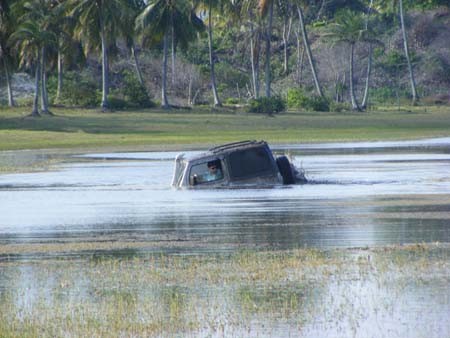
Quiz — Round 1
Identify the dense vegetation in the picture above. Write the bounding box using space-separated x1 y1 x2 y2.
1 0 450 114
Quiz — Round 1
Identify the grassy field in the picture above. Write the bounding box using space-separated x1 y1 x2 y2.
1 105 450 151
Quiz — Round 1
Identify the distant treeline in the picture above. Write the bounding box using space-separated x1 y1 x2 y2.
1 0 449 114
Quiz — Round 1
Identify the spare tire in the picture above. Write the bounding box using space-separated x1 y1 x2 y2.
276 156 296 184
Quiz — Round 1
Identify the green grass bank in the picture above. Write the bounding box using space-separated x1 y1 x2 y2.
1 105 450 151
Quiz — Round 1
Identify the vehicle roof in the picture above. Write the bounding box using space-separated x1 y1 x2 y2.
186 140 268 162
209 140 267 153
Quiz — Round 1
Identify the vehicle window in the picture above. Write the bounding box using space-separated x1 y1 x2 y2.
228 147 273 179
189 159 224 185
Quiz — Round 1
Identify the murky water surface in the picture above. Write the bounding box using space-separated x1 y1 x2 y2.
0 138 449 337
1 137 449 252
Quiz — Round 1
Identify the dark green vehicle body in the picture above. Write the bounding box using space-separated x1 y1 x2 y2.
172 140 306 188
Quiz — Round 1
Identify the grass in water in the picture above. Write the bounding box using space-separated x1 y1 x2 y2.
0 244 448 337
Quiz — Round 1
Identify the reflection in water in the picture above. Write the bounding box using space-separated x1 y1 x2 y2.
0 139 449 337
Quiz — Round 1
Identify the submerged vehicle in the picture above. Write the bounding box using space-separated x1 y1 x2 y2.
171 140 306 188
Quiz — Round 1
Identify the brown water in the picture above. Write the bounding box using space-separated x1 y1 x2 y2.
0 138 449 255
0 138 449 337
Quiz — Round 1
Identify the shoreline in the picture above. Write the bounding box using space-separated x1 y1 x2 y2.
1 136 450 174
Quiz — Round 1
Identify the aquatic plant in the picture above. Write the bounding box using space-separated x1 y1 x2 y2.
0 244 448 337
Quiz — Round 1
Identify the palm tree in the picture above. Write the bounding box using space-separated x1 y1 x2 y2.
120 0 147 90
67 0 130 111
0 0 16 107
240 0 263 99
295 1 323 97
10 0 58 116
15 0 62 115
398 0 418 104
48 0 79 104
259 0 274 97
323 9 368 111
377 0 418 104
136 0 204 108
11 21 54 116
428 0 450 102
361 0 374 109
278 0 293 75
196 0 223 105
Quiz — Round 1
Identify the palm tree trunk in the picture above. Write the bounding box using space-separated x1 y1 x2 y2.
399 0 418 104
254 47 260 99
161 33 169 109
188 76 193 105
56 46 63 103
294 28 305 85
131 44 145 88
42 71 50 113
297 5 323 97
2 56 15 107
249 21 260 99
32 51 41 117
349 43 361 111
264 1 273 97
171 19 176 85
282 16 292 74
283 19 288 74
335 73 345 102
250 26 256 98
208 0 221 106
100 17 109 111
334 74 339 102
361 44 372 109
361 0 374 109
341 73 346 102
40 47 53 115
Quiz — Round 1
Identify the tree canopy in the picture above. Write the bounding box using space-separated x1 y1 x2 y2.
2 0 450 111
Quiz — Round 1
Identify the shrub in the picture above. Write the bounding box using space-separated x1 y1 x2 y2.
378 50 419 78
287 88 308 109
121 71 153 107
307 95 330 112
48 72 99 107
329 101 350 112
371 86 410 104
412 16 438 48
107 95 128 109
421 94 450 106
13 97 34 107
47 70 154 108
215 63 249 89
217 83 229 93
247 96 286 114
287 88 330 112
225 97 240 105
421 55 450 84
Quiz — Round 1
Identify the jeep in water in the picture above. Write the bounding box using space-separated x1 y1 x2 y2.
171 140 306 188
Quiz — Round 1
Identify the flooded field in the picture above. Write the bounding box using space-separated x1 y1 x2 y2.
0 138 449 337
